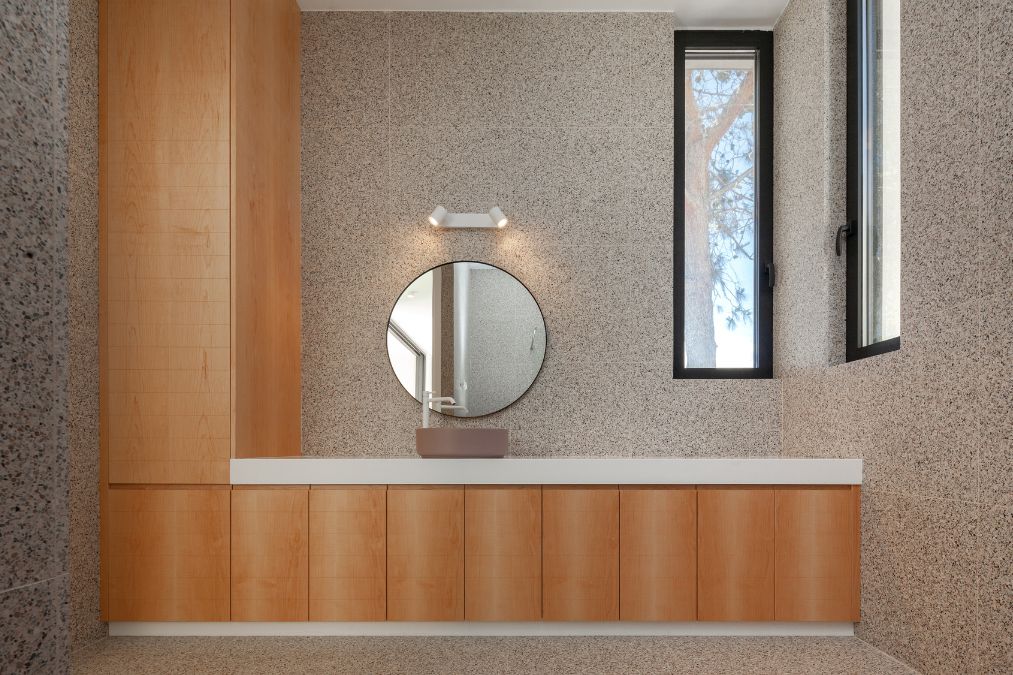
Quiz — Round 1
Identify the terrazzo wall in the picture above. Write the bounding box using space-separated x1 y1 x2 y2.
0 0 71 670
67 0 103 651
774 0 1012 673
301 12 782 457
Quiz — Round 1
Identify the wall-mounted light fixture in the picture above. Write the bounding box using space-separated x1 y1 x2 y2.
427 206 448 226
427 205 509 229
488 206 507 228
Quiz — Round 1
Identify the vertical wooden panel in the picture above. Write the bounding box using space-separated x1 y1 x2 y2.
851 486 861 620
387 486 464 621
100 0 231 484
775 486 859 621
698 487 775 621
230 0 302 458
231 487 308 621
309 486 386 621
542 486 619 621
107 488 230 621
465 486 541 621
619 487 697 621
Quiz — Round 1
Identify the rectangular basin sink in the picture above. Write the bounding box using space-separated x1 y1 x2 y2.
416 428 509 458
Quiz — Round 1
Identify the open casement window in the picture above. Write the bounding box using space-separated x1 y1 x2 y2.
843 0 901 361
674 31 774 379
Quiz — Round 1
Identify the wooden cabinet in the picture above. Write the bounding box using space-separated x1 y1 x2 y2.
99 0 300 486
309 486 386 621
98 0 301 624
775 486 860 621
698 487 775 621
465 486 541 621
387 487 464 621
106 488 230 621
231 488 308 621
620 487 696 621
543 486 619 621
105 481 862 625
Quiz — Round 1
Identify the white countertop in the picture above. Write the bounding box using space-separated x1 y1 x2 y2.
229 457 862 485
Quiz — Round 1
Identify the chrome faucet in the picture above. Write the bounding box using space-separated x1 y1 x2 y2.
422 391 467 428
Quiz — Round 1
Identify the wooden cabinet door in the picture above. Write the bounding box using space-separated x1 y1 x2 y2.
387 486 464 621
620 487 696 621
231 487 309 621
231 0 302 459
465 486 541 621
309 486 386 621
107 487 230 621
101 0 232 484
542 486 619 621
698 487 774 621
775 486 860 621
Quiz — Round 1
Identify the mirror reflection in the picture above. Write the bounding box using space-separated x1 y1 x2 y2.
387 262 546 417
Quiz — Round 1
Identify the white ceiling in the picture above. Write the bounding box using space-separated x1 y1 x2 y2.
672 0 789 29
298 0 791 29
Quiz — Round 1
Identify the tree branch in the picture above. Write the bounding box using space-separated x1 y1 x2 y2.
709 166 754 203
702 70 755 155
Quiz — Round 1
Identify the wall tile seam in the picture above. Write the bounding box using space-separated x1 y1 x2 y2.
68 163 94 182
902 294 985 345
972 7 985 671
0 572 69 598
973 0 987 323
863 486 993 511
50 0 73 568
863 482 986 660
70 635 108 657
852 636 921 674
68 160 95 181
626 11 633 130
786 287 986 365
0 67 38 95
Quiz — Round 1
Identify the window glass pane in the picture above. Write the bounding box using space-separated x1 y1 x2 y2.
863 0 901 344
683 51 757 368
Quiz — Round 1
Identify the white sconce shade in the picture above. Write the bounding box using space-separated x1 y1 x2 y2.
489 206 508 228
427 206 510 229
428 205 448 227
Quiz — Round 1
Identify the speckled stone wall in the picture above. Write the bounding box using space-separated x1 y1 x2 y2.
301 12 782 458
67 0 103 651
1 0 71 670
771 0 847 376
775 0 1012 673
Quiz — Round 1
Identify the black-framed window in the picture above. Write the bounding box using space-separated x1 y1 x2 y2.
674 31 774 379
843 0 901 361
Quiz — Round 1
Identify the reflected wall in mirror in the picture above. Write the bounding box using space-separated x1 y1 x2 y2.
387 262 546 417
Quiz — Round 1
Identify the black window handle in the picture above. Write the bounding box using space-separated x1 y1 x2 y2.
836 221 855 256
765 262 776 289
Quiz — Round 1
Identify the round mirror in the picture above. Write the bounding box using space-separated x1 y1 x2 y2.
387 261 546 417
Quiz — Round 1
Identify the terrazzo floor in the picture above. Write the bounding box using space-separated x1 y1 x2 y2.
72 636 916 674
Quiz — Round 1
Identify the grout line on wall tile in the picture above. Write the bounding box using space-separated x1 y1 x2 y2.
70 634 109 657
854 636 920 674
861 487 989 509
973 2 984 669
387 12 393 239
0 573 69 598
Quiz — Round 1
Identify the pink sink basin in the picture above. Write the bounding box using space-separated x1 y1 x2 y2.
415 428 509 458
